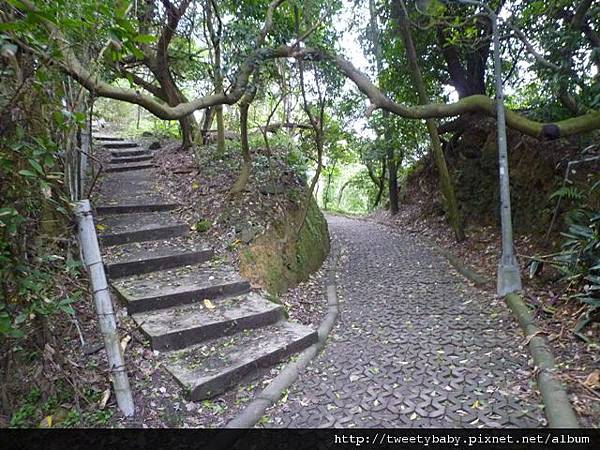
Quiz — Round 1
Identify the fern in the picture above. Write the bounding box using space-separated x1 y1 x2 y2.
549 185 584 201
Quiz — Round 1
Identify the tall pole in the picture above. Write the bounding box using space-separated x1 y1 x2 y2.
417 0 522 294
489 10 522 295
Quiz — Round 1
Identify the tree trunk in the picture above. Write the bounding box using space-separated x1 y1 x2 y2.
157 67 197 150
373 157 386 208
337 179 352 207
366 157 386 208
323 162 336 210
215 104 225 152
205 0 225 153
229 103 251 194
230 87 256 194
394 0 464 241
369 0 399 214
199 107 215 145
435 13 491 98
179 115 195 149
386 136 399 214
212 20 225 153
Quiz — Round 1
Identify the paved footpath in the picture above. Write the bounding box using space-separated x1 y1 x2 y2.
268 215 545 428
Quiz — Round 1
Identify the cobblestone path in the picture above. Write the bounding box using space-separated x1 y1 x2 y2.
268 215 546 428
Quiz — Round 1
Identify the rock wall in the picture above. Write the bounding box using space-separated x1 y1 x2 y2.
239 197 330 295
408 117 597 234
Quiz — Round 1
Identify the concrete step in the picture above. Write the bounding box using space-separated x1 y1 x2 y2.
95 202 180 215
95 169 162 205
111 262 251 313
110 154 153 164
102 141 139 149
110 148 150 158
94 136 124 141
97 211 188 246
105 162 154 173
133 293 285 351
165 322 318 400
105 237 213 278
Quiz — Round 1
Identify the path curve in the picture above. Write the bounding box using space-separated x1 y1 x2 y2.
268 215 545 428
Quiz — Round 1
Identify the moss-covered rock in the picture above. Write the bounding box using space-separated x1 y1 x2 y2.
239 197 330 295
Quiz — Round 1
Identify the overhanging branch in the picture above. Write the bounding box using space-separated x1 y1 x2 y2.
271 46 600 140
16 0 600 139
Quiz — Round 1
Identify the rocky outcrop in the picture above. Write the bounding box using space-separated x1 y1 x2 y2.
239 197 330 295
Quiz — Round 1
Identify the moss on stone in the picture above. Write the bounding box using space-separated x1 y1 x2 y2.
239 197 330 295
195 219 212 233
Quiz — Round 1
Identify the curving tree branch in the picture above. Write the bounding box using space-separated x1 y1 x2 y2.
271 46 600 140
17 0 600 140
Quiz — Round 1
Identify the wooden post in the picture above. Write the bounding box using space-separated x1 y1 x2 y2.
74 200 135 417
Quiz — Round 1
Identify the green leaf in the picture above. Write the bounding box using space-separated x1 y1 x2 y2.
0 23 20 32
133 34 156 44
28 158 45 175
0 207 18 218
18 169 37 178
130 46 144 60
73 112 86 125
52 110 65 126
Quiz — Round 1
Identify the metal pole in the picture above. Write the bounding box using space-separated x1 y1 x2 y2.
489 11 522 295
420 0 523 294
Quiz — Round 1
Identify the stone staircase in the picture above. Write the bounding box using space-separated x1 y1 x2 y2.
92 134 317 401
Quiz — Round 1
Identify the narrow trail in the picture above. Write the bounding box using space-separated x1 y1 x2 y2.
267 214 545 427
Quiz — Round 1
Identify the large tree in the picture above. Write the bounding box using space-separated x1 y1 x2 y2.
109 0 200 148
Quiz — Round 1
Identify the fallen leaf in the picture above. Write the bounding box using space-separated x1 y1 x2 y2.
584 370 600 390
39 415 53 428
99 388 111 409
121 335 131 353
471 399 481 410
203 299 216 309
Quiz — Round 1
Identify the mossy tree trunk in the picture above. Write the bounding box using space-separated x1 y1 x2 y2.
394 0 465 241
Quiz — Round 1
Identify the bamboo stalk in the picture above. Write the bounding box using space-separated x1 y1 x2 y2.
80 126 90 197
74 200 135 417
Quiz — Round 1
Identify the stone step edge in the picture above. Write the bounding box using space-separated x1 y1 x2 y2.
99 223 188 246
95 203 181 215
101 142 139 149
105 163 154 173
94 136 124 141
113 279 252 314
110 155 153 164
133 298 285 351
110 149 150 157
106 248 213 278
167 323 318 401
